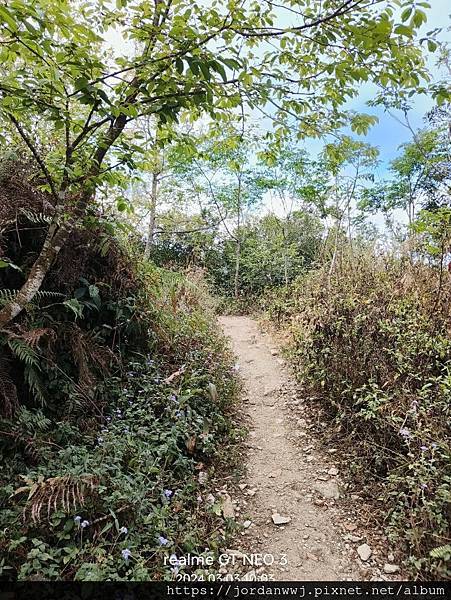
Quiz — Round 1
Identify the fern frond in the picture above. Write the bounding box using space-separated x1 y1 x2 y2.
19 327 55 349
0 289 65 309
34 291 65 301
0 289 17 306
8 339 39 367
11 475 98 523
0 356 18 417
19 209 53 226
24 365 46 406
430 544 451 559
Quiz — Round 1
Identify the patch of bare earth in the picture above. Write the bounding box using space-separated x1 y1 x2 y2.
218 315 403 582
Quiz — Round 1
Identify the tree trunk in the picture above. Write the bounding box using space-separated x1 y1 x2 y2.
234 184 242 300
0 114 128 329
328 215 342 282
234 236 241 299
0 219 72 328
282 223 289 285
144 170 158 260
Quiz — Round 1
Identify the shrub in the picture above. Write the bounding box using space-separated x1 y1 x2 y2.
0 183 239 580
275 254 451 579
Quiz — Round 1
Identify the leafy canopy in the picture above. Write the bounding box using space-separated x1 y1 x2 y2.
0 0 437 200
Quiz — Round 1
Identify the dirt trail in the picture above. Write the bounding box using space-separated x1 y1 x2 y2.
219 315 375 582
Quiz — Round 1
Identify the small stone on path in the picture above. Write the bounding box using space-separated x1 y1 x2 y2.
357 544 372 561
314 480 340 499
272 513 291 525
383 563 400 574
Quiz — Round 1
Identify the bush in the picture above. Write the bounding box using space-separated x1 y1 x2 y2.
0 182 239 580
273 254 451 579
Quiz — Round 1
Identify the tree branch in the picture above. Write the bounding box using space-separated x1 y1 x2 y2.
8 113 60 203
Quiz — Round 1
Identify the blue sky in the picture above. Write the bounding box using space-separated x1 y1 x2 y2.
251 0 450 186
338 0 450 178
261 0 450 225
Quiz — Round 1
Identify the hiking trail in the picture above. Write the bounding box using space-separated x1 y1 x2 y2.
219 315 398 582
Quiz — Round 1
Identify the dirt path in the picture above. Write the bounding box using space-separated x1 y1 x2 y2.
219 315 387 582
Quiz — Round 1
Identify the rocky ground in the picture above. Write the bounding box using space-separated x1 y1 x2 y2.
217 315 403 582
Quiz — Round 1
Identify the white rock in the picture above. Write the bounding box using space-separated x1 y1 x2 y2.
383 564 400 574
272 513 291 525
387 553 395 562
344 534 362 543
314 481 340 499
357 544 372 561
243 520 252 529
222 494 235 519
328 467 339 476
268 469 283 478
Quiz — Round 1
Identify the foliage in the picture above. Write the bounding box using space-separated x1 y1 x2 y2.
270 252 450 579
359 125 451 224
0 178 239 580
0 0 441 326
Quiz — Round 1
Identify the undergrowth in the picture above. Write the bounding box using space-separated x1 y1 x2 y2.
0 190 240 580
264 254 451 580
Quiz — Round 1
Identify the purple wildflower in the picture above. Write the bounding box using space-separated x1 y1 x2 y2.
122 548 131 562
81 520 90 528
420 445 428 452
399 427 411 438
158 535 169 546
164 489 173 499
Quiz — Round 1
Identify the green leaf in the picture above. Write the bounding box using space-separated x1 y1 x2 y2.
175 58 184 74
63 299 84 319
412 9 427 27
74 77 89 91
117 197 128 212
0 7 17 31
0 259 21 271
394 24 413 36
199 61 210 81
401 7 412 22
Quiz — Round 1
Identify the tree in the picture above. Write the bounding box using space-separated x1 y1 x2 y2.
257 140 330 284
171 125 264 297
0 0 436 326
360 126 450 227
319 136 379 275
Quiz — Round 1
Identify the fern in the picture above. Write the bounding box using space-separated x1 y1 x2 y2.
0 356 18 417
15 406 51 433
24 365 47 406
19 209 52 226
8 339 39 367
34 291 65 301
0 289 17 306
0 289 65 308
430 544 451 560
